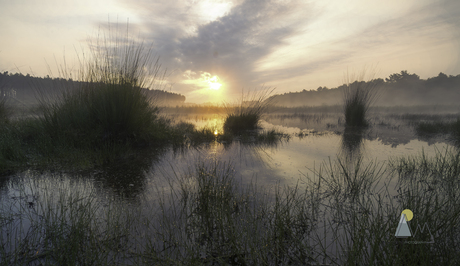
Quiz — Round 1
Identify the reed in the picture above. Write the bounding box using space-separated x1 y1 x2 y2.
342 73 379 127
223 88 275 134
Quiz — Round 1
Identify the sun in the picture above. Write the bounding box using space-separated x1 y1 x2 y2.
401 209 413 221
208 75 222 90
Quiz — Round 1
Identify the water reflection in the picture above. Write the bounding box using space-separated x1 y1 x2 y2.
89 148 165 199
339 126 366 162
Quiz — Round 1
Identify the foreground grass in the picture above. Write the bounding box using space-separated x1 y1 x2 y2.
1 146 459 265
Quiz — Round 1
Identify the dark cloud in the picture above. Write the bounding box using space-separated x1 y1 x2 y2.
130 0 307 92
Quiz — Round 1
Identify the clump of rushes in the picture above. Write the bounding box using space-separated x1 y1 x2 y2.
342 72 379 127
223 87 275 134
39 24 169 152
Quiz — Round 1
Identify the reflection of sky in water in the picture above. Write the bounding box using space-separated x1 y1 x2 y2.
0 116 450 202
146 118 449 193
0 114 453 262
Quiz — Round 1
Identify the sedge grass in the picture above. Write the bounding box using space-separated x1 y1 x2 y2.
0 99 9 124
342 73 379 127
39 25 166 151
223 88 275 134
0 24 190 169
0 174 136 265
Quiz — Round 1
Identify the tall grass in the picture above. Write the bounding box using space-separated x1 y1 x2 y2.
223 88 275 134
142 160 320 265
342 74 379 127
36 24 174 160
305 146 460 265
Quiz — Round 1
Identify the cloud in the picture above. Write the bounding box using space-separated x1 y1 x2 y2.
254 0 460 89
1 0 459 103
118 0 307 100
125 0 459 101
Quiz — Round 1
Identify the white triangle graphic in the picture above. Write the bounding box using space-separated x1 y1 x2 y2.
395 213 412 238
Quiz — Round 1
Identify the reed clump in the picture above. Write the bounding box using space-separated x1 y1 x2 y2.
342 74 379 127
223 88 275 134
39 29 168 151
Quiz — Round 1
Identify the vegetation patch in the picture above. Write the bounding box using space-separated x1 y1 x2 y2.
415 118 460 144
223 88 274 134
342 74 379 127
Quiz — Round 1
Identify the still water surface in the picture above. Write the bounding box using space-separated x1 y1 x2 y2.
0 113 454 264
1 114 450 203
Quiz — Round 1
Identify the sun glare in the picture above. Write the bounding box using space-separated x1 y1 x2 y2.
208 75 222 90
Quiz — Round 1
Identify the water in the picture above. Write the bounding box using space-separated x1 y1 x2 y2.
0 111 456 264
1 112 452 216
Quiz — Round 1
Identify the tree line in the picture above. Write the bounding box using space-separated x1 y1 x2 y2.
0 72 186 105
269 71 460 106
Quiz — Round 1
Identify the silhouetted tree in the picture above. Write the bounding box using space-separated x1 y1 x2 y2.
385 70 420 83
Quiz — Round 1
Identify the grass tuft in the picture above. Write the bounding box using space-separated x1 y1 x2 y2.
40 26 165 148
342 73 379 127
223 88 275 134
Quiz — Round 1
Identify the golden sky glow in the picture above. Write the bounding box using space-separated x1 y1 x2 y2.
1 0 459 103
208 76 222 90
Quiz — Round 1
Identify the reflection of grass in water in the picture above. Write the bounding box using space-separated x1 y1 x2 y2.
173 121 289 148
307 146 460 265
415 118 460 143
341 126 366 158
2 148 460 265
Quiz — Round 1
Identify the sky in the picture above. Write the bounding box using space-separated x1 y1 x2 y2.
1 0 460 103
